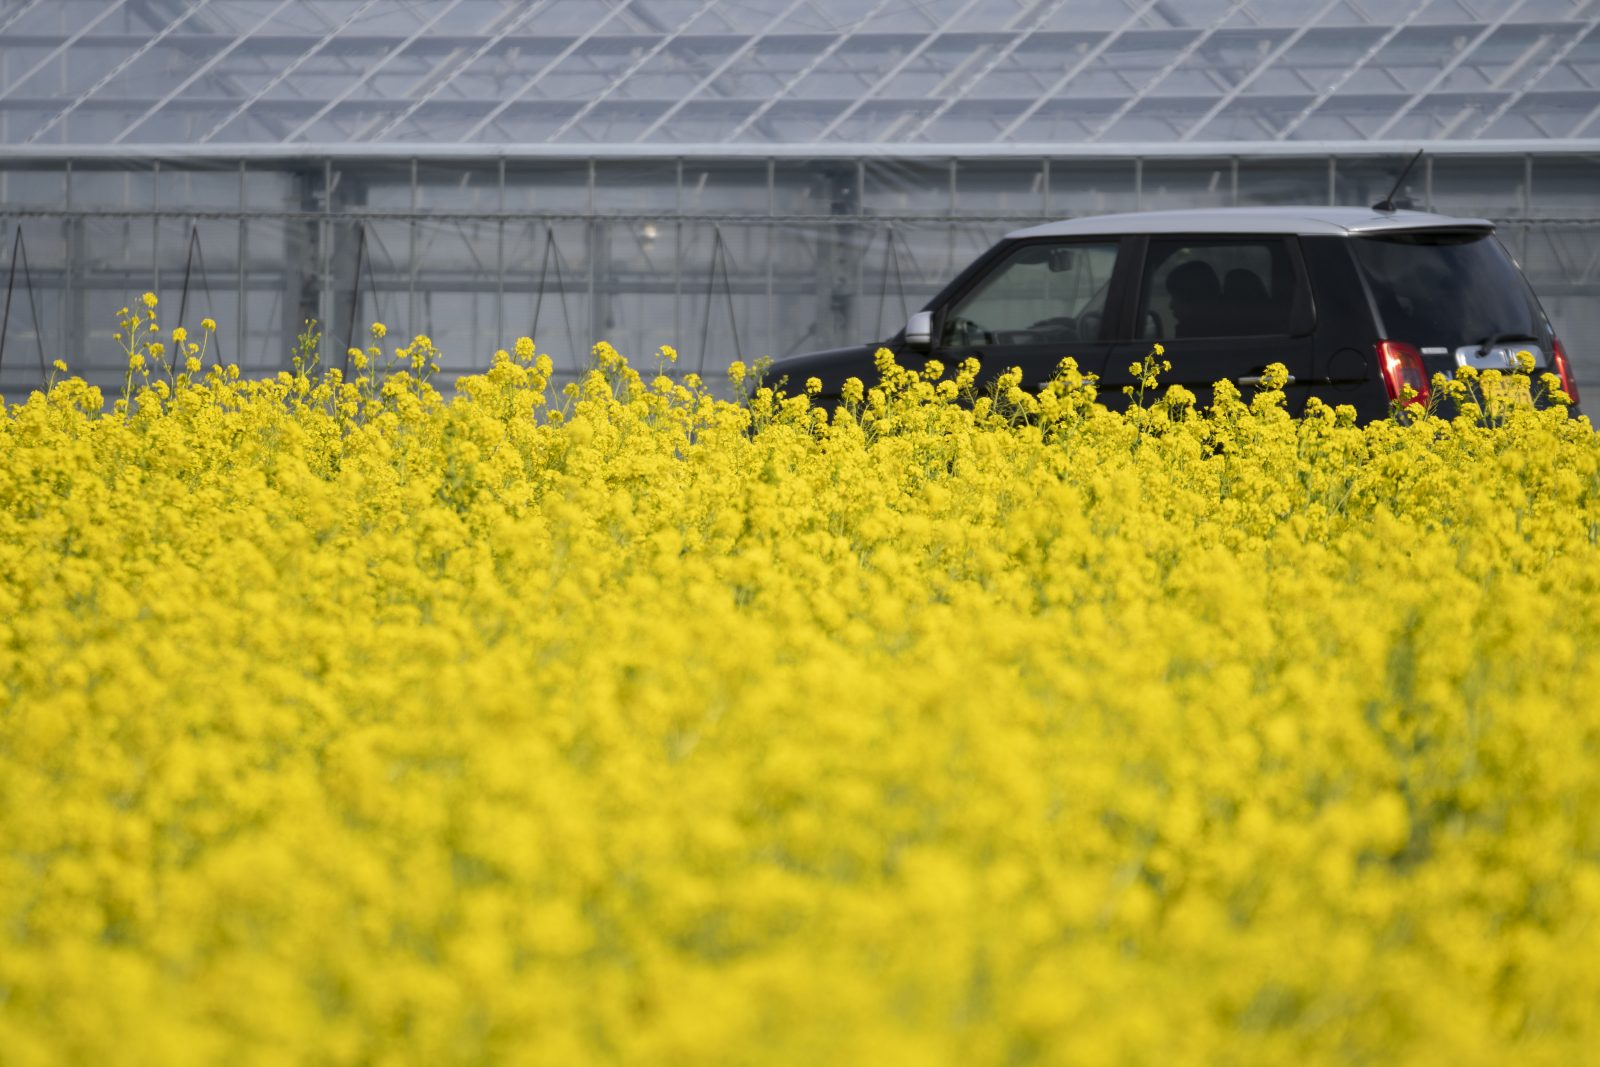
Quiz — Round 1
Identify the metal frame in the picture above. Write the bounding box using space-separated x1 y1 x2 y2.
811 0 991 142
458 5 634 142
280 0 474 143
27 0 215 144
721 0 897 142
1368 0 1531 141
6 1 1600 146
1087 0 1253 142
995 0 1162 141
1177 0 1345 143
546 0 724 142
368 0 561 141
634 0 812 142
1272 0 1432 141
195 0 385 143
0 0 134 104
903 0 1071 141
113 0 299 143
1465 14 1600 139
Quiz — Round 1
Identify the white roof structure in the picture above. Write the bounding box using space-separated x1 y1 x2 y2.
3 0 1600 150
1007 205 1497 237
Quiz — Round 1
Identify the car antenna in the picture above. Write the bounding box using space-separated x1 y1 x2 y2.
1372 149 1424 213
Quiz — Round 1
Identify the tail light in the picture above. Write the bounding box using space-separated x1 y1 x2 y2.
1375 340 1430 408
1552 336 1580 405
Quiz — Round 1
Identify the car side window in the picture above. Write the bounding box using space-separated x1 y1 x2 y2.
1137 239 1299 340
940 241 1120 348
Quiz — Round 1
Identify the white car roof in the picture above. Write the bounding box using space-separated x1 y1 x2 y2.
1006 206 1495 240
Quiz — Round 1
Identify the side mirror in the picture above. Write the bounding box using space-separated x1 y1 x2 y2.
904 310 933 350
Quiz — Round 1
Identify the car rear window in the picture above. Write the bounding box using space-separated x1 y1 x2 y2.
1349 231 1543 348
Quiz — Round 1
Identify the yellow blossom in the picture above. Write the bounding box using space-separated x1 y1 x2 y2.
4 312 1600 1066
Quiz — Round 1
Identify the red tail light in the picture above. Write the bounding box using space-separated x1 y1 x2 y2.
1552 336 1580 405
1375 340 1430 408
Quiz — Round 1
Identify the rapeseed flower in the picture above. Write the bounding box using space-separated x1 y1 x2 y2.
2 311 1599 1065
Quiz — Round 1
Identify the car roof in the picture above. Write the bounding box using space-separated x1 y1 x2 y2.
1006 206 1495 240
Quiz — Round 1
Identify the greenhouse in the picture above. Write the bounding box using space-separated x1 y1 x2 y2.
2 0 1600 399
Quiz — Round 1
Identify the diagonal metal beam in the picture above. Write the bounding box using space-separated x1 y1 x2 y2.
633 0 812 141
113 0 297 142
722 0 898 142
995 0 1163 141
1274 0 1430 141
813 0 990 142
545 0 722 142
0 0 133 103
281 0 474 142
460 1 637 142
367 0 562 141
26 0 211 142
0 0 52 39
197 0 384 142
1464 13 1600 137
1567 81 1600 136
1086 0 1252 142
133 0 292 135
1435 25 1572 140
1368 0 1532 140
903 0 1071 141
1177 0 1344 141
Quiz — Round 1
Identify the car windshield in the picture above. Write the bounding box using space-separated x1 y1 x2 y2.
1350 231 1543 349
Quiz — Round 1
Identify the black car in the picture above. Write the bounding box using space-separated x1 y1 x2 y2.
770 206 1581 423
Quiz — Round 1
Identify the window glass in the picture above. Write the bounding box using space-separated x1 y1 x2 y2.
1349 233 1542 348
941 241 1119 347
1138 238 1298 340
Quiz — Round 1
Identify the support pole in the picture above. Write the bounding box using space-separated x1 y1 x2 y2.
0 225 48 377
344 223 368 367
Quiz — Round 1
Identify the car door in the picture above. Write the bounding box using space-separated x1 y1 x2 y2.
1101 235 1317 416
921 237 1135 398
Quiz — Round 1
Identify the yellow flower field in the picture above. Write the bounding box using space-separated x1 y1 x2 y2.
3 303 1600 1065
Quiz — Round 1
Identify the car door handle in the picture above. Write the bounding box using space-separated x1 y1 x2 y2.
1236 373 1296 386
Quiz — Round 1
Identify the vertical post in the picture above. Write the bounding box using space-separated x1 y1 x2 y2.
62 160 76 368
318 158 334 369
409 157 418 331
587 158 599 347
856 159 868 346
152 159 161 298
944 157 955 275
237 159 247 365
674 157 683 346
1522 153 1533 264
1327 155 1336 205
1424 155 1434 211
1134 157 1143 210
766 157 775 357
1230 156 1239 206
1041 157 1051 217
496 157 505 345
2 227 20 374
